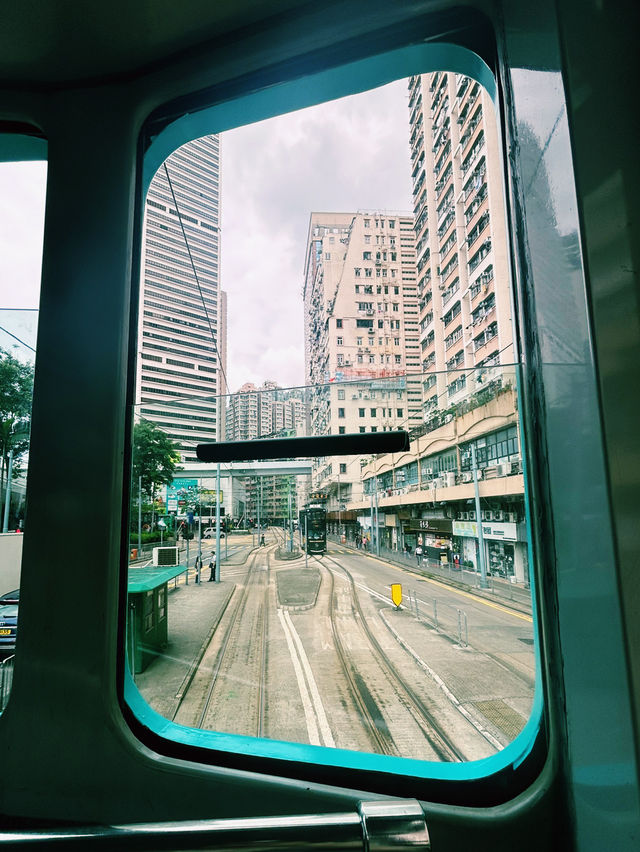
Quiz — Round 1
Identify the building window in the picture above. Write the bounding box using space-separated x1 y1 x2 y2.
337 408 345 418
365 268 372 277
325 252 331 259
355 268 361 276
359 408 365 417
338 389 345 399
395 355 402 364
371 408 377 417
359 426 366 433
357 337 363 345
364 235 371 244
393 303 399 312
397 408 403 417
337 336 343 345
339 426 345 434
363 251 372 260
336 318 343 327
371 426 378 432
364 218 370 227
339 463 347 474
337 354 344 365
389 219 395 228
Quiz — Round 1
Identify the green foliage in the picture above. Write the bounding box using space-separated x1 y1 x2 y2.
0 349 34 489
132 419 181 500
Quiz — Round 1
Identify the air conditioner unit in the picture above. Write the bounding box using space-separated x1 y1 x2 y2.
443 472 456 487
505 512 517 523
462 471 473 483
493 510 504 521
495 463 508 476
424 467 434 475
460 511 469 520
432 477 443 489
152 546 179 567
482 510 493 521
468 511 476 520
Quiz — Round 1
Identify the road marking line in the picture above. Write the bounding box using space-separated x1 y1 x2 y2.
334 549 532 623
283 611 335 748
277 609 320 746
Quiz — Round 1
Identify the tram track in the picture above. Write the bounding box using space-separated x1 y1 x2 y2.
178 541 272 737
317 552 465 762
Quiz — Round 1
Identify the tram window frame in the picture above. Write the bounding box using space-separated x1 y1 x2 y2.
123 37 549 807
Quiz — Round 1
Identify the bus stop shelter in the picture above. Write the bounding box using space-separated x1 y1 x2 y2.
127 565 185 674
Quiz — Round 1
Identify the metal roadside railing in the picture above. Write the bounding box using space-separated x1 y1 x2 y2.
0 654 14 712
327 532 532 614
406 588 468 646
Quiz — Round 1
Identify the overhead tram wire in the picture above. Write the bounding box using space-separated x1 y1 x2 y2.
0 325 36 353
162 162 229 399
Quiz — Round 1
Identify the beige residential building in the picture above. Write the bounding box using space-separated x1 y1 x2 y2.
408 72 514 416
303 211 422 506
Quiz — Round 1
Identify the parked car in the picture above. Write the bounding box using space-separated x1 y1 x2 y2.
0 603 18 657
203 528 225 539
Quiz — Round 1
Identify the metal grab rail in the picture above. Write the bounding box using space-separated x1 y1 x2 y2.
0 654 14 712
0 799 429 850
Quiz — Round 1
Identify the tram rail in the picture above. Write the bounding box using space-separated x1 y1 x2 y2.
318 552 466 762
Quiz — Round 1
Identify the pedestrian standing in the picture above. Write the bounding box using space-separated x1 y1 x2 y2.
415 544 423 566
194 554 201 583
208 553 216 581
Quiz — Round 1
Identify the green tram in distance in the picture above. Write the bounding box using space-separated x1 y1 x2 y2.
301 503 327 554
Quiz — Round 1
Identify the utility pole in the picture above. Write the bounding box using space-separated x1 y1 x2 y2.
215 463 221 582
257 477 261 545
2 449 14 533
471 444 488 588
197 479 202 583
138 475 142 559
374 473 380 556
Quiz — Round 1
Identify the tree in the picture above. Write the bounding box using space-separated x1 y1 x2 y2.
132 419 181 502
0 349 34 499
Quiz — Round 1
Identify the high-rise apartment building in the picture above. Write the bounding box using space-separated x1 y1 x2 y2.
136 135 226 463
408 72 513 415
303 211 422 503
224 380 307 524
225 381 306 442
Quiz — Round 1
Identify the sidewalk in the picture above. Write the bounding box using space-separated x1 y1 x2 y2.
131 535 258 720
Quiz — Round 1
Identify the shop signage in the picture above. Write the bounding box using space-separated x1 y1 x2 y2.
453 520 517 542
404 518 453 534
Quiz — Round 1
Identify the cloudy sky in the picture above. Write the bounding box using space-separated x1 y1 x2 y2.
0 161 46 359
0 79 416 387
220 78 413 391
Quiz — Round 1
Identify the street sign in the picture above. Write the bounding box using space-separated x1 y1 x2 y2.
391 584 402 607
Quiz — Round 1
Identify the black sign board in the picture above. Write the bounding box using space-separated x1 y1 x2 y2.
404 518 453 534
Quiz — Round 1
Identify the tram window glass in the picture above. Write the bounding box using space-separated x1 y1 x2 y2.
127 72 539 784
0 156 46 713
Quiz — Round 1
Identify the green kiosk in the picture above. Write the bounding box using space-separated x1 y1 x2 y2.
127 566 185 674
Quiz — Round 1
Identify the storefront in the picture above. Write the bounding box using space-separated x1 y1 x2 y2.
452 519 527 582
403 517 452 563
